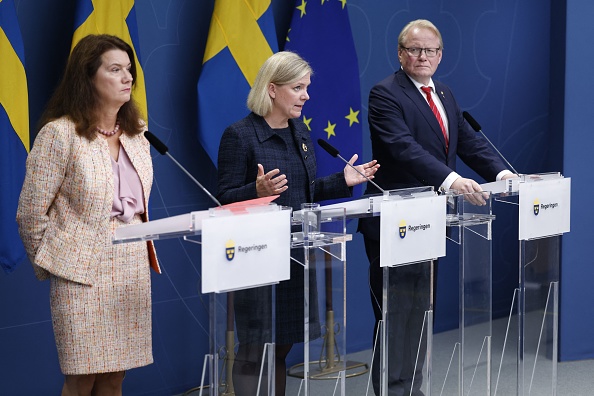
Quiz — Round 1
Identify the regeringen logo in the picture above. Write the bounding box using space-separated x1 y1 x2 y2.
237 244 268 253
533 198 559 216
398 220 431 239
225 239 268 262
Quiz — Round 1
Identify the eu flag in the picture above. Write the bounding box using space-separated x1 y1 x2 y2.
285 0 363 196
72 0 148 122
197 0 278 166
0 0 28 273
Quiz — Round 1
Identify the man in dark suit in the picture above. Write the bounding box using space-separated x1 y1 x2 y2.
358 19 514 396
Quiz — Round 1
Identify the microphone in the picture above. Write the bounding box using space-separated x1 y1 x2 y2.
462 111 520 176
145 131 222 207
317 139 385 193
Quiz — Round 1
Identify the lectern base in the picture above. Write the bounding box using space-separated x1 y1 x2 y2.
287 360 369 380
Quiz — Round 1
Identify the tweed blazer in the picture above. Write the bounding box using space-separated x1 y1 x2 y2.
17 117 160 285
216 112 351 208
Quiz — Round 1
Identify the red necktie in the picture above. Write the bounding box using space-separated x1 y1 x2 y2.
421 86 448 152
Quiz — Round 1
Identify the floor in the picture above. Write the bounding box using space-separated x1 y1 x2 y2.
179 314 594 395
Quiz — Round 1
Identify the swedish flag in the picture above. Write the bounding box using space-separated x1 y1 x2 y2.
0 0 28 273
197 0 278 166
72 0 148 122
285 0 363 194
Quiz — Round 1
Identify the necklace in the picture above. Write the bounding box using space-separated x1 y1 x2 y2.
96 121 120 136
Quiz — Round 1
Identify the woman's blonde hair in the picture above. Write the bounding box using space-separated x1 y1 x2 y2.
247 51 313 117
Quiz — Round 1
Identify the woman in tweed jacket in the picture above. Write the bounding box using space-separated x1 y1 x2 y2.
217 51 379 396
17 35 159 395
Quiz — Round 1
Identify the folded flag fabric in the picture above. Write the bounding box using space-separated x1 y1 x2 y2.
197 0 279 167
0 0 29 273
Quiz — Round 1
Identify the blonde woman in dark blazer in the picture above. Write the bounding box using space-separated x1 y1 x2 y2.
17 34 159 395
217 51 379 396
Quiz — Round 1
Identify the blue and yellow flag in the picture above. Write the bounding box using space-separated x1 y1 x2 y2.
72 0 148 122
0 0 28 273
197 0 278 166
285 0 363 193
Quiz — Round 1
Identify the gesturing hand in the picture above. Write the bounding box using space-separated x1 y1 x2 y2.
256 164 288 197
343 154 380 187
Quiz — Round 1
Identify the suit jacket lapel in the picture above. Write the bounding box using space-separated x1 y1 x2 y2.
434 80 459 163
289 118 316 191
251 113 276 143
434 81 456 132
398 71 448 153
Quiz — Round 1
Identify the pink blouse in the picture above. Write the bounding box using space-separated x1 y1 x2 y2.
110 145 145 222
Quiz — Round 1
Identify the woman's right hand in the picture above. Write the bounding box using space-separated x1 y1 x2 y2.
256 164 288 197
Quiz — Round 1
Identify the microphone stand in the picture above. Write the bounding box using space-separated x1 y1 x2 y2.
316 138 385 193
335 153 384 193
144 132 231 392
288 241 369 381
320 250 369 378
222 292 235 395
322 251 338 371
462 112 520 176
163 152 222 207
475 130 520 176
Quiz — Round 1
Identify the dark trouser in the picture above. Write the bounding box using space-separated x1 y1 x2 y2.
232 248 317 396
364 237 431 396
232 342 292 396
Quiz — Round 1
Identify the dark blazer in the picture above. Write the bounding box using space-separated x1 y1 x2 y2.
359 69 507 240
217 112 351 209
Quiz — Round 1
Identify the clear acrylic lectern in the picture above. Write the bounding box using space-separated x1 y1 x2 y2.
375 187 446 396
374 189 494 396
322 187 495 396
314 187 445 395
434 190 496 396
113 201 293 396
288 203 352 396
484 173 570 396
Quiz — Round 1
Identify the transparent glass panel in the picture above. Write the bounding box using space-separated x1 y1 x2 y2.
432 192 493 396
287 205 348 396
518 236 559 396
490 174 562 396
379 262 433 396
210 289 275 396
491 237 559 396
